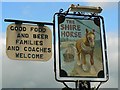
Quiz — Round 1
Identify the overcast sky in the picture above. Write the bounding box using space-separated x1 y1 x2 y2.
0 0 119 89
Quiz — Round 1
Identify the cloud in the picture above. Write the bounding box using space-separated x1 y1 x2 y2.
1 32 63 88
2 49 63 88
101 32 118 88
1 30 118 88
86 1 118 10
0 31 6 89
0 32 6 58
92 31 118 88
107 31 118 68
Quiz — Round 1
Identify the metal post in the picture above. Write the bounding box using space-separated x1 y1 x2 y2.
78 81 91 90
75 81 78 90
79 81 83 90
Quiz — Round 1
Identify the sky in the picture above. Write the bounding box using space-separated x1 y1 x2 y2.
0 1 119 89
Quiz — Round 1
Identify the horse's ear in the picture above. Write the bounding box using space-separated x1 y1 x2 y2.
86 29 89 33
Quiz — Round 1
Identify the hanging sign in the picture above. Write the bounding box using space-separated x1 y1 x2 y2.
54 14 109 81
6 23 52 61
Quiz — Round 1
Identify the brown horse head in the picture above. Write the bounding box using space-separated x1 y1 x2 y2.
86 29 95 48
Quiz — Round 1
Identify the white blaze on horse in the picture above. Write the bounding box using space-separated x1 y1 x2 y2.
76 29 96 74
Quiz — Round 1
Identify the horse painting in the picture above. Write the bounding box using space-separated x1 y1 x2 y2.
76 29 96 74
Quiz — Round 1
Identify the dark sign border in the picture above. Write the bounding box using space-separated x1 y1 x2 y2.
58 17 105 78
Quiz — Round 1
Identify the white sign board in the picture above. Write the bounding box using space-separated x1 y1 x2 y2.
6 24 52 61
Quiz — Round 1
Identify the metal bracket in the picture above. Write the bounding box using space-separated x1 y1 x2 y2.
4 19 53 26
